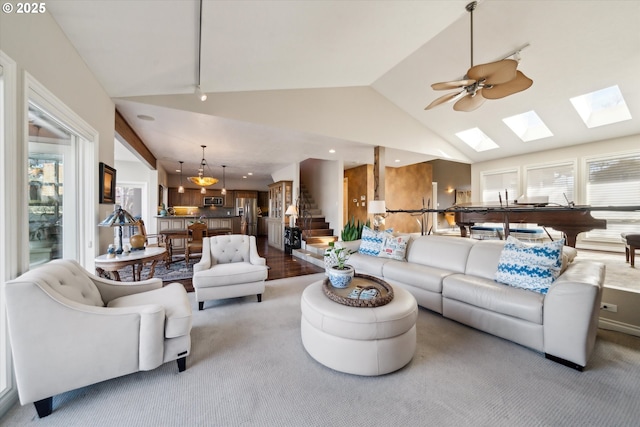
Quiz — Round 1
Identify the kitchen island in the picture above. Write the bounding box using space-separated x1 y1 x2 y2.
156 216 241 257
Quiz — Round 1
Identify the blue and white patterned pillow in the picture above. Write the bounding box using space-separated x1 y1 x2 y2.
358 226 392 257
495 236 565 294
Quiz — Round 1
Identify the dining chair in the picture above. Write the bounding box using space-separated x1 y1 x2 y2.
185 222 208 265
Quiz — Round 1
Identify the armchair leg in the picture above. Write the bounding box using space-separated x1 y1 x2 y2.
34 397 53 418
198 301 204 311
257 293 262 303
177 355 187 372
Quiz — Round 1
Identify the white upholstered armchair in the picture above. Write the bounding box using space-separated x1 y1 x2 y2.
193 234 268 310
4 259 192 418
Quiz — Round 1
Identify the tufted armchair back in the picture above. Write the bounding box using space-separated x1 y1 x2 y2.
15 259 105 306
204 234 260 265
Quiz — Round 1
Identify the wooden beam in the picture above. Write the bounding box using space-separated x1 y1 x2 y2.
114 110 157 169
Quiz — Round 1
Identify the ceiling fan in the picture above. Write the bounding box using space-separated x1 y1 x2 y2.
425 1 533 112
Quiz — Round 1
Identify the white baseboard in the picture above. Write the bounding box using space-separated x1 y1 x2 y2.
598 318 640 337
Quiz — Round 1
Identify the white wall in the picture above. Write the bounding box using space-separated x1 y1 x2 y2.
300 158 344 236
0 11 116 257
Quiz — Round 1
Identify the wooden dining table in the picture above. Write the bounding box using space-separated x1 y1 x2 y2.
159 228 232 263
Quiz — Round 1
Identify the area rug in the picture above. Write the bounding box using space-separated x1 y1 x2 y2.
3 272 639 426
117 259 194 282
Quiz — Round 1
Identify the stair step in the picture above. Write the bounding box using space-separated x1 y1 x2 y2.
302 229 334 237
292 248 325 269
297 221 330 229
304 236 338 245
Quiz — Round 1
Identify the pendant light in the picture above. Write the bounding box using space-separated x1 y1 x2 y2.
221 165 227 195
188 145 218 187
178 161 185 194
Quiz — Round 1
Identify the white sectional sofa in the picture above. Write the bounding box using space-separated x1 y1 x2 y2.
337 235 605 370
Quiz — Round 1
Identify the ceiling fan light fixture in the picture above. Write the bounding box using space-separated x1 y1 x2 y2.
425 1 532 112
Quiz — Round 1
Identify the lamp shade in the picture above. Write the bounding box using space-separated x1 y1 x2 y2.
99 205 137 227
368 200 386 214
285 205 298 216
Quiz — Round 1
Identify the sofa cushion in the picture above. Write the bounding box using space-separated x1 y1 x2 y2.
347 252 390 278
406 235 475 273
193 262 268 287
383 260 454 293
358 226 392 257
108 282 192 338
465 240 506 280
443 273 544 324
378 234 410 261
495 236 564 294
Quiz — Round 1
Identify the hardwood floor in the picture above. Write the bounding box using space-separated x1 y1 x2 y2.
172 236 324 292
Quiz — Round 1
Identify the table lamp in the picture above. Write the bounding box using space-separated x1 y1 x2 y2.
368 200 387 231
285 205 298 228
99 205 138 254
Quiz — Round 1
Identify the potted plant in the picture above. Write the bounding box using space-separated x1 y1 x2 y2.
341 216 370 241
324 242 355 288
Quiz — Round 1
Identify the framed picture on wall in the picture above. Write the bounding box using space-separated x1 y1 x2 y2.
99 162 116 204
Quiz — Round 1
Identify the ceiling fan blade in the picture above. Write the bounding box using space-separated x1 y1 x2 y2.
453 89 486 112
468 59 518 85
431 79 476 91
482 71 533 99
425 91 463 110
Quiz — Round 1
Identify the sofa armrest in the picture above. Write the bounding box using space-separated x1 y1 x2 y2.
194 238 212 273
92 275 162 303
249 236 266 266
5 281 165 404
543 261 605 367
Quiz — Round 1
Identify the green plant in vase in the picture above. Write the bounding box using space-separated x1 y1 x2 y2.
324 242 355 288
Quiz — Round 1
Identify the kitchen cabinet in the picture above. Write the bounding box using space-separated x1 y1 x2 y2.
268 181 292 220
168 188 202 207
223 191 234 208
267 181 292 249
267 218 284 250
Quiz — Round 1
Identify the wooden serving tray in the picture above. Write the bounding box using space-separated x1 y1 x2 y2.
322 273 394 307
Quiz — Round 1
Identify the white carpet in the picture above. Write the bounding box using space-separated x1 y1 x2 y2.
2 273 640 426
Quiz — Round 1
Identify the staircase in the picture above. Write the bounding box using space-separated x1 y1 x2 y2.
296 185 337 245
291 185 337 268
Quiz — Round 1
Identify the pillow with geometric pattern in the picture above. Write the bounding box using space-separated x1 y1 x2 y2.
358 225 393 257
495 236 565 294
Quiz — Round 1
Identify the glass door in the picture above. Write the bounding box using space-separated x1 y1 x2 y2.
28 103 76 266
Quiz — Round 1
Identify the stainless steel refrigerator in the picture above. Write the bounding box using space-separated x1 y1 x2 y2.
235 197 258 236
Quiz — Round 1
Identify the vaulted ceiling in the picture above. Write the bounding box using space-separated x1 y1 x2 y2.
47 0 640 185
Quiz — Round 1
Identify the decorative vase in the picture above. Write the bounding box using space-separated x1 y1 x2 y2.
130 234 146 250
328 265 355 288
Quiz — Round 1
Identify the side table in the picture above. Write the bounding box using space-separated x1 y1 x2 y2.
95 247 167 281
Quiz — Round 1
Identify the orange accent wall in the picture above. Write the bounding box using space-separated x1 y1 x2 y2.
343 162 433 234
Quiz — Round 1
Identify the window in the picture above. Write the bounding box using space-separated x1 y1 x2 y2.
480 169 519 204
525 161 575 206
584 152 640 240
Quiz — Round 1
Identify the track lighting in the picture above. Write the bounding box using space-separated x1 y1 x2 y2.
196 85 207 102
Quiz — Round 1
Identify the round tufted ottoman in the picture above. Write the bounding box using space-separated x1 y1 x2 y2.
300 280 418 376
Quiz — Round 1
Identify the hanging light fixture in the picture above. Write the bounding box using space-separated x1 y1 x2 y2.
178 161 185 194
188 145 218 188
221 165 227 195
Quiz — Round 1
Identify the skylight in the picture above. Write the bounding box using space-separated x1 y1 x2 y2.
503 110 553 142
455 128 499 152
570 85 632 128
